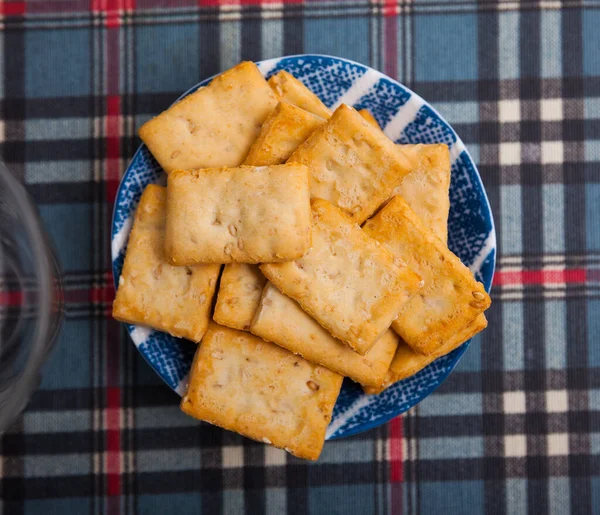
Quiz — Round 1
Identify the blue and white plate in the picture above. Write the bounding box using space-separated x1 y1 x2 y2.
111 55 496 439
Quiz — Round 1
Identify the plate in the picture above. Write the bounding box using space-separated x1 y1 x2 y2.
111 55 496 439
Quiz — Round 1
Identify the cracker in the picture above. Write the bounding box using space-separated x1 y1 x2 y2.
358 108 378 127
364 314 488 394
139 61 278 173
165 164 312 265
363 196 491 355
260 199 422 355
392 144 451 244
213 103 322 328
181 322 343 461
112 185 220 342
358 110 451 243
244 102 325 166
251 283 399 387
213 264 267 331
268 70 331 119
288 104 418 224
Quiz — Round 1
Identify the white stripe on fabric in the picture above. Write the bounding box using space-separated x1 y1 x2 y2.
264 445 287 467
222 445 244 469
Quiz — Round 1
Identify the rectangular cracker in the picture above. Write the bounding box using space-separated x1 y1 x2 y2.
358 108 378 127
244 101 325 166
269 70 332 119
261 199 422 355
288 104 418 224
392 144 451 244
363 195 491 355
181 322 343 461
251 282 399 387
112 185 220 342
213 264 267 331
364 314 488 394
213 102 323 329
359 110 451 243
139 61 278 173
165 164 312 265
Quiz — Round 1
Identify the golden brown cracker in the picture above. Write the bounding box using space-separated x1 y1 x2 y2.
362 195 491 356
181 322 343 461
288 104 418 224
213 264 267 331
112 185 220 342
165 164 311 265
268 70 331 119
139 62 278 173
364 314 488 394
251 282 399 387
260 199 422 355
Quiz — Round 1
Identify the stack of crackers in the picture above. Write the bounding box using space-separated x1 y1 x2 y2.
113 61 491 461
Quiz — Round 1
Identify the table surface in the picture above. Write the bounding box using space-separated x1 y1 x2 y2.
1 1 599 514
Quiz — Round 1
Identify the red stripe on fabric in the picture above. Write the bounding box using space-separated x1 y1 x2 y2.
389 416 403 481
493 268 587 286
383 0 398 80
389 416 403 515
91 0 106 12
88 286 116 303
1 285 115 306
106 95 121 203
383 0 397 16
198 0 303 4
243 0 303 3
0 290 23 306
0 2 26 15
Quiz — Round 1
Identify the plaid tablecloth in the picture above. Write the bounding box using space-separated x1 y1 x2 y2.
1 1 599 514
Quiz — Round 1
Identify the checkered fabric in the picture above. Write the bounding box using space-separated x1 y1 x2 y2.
1 0 599 513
